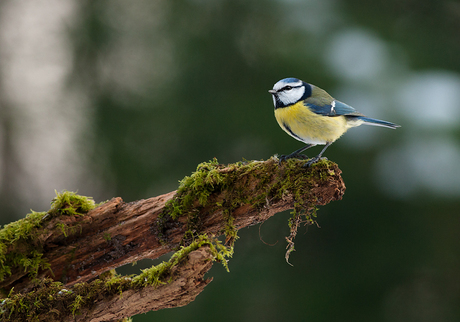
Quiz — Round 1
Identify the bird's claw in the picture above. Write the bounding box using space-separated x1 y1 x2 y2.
303 157 328 168
278 153 309 164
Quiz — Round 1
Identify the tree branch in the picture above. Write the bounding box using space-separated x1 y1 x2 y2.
0 158 345 321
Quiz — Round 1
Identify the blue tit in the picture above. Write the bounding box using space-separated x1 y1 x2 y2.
269 77 400 166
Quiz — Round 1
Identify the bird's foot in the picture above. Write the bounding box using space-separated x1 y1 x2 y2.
279 153 309 163
303 156 328 168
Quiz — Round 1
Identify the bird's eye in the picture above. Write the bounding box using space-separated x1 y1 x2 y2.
283 86 293 91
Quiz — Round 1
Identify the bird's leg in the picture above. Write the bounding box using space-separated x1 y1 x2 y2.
305 142 332 167
279 144 315 162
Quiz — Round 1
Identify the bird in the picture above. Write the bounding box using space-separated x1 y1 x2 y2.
269 77 400 167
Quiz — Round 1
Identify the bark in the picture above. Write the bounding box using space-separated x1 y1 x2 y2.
0 158 345 321
68 246 215 322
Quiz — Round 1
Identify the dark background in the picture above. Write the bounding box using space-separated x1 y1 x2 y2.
0 0 459 321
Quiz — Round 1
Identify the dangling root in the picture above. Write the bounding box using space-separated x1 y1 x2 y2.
285 206 320 266
285 212 303 266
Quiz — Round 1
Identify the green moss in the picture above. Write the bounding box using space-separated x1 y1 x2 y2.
55 223 67 238
0 211 46 281
0 158 341 320
132 235 231 289
54 222 83 239
48 190 96 217
103 233 112 242
222 209 239 247
160 158 241 247
277 158 337 264
0 235 231 321
69 294 84 316
159 157 338 252
167 158 224 219
0 191 97 286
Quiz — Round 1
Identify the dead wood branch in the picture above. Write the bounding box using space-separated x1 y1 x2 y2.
0 158 345 321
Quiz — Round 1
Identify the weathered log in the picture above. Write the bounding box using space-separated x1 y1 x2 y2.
0 158 345 321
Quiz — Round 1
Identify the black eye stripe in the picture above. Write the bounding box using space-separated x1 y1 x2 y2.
280 85 301 92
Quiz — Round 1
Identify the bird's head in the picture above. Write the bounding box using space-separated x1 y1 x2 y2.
269 78 311 108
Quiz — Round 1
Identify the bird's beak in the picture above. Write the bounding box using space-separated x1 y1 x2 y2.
268 89 277 94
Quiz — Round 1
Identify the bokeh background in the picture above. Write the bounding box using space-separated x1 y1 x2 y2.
1 0 459 321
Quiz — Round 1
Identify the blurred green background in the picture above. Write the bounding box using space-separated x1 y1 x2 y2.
1 0 459 321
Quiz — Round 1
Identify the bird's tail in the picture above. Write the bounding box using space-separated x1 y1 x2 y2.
357 116 400 129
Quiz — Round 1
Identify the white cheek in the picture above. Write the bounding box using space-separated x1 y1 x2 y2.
279 87 304 105
278 93 290 105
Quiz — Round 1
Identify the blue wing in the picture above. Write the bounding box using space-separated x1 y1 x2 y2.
304 99 363 117
304 99 400 128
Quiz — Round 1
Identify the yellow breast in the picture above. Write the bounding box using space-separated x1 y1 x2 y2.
274 101 348 145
